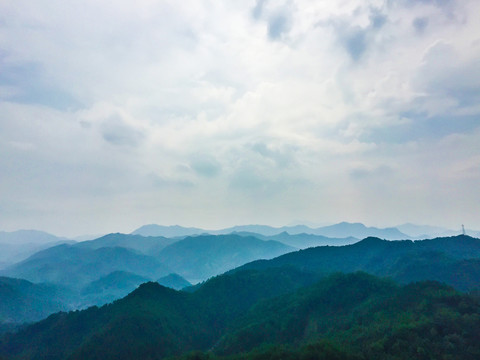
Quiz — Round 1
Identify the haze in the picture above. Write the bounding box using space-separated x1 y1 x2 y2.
1 0 479 237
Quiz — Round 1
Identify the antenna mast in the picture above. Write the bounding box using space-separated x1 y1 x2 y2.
462 224 466 235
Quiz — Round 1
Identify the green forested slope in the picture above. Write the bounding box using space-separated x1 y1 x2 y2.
2 270 480 360
233 235 480 291
0 267 318 360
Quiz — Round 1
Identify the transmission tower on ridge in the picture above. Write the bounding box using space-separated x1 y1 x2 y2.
462 224 466 235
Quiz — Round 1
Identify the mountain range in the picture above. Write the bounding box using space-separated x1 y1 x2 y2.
132 222 412 239
0 232 298 326
2 269 479 360
0 230 73 269
0 230 68 245
1 224 480 359
154 234 294 281
0 244 170 290
230 231 359 249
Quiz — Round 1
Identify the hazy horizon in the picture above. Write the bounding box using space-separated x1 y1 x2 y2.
1 1 479 237
0 220 472 240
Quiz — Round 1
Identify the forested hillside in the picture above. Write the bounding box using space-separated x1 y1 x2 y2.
2 271 480 360
234 235 480 291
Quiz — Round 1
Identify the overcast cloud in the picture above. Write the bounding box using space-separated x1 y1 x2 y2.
0 0 479 236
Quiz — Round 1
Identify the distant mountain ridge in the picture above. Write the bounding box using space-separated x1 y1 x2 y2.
75 233 177 254
131 222 410 240
131 224 205 238
155 234 295 282
0 230 67 244
0 244 171 288
242 231 359 249
0 231 299 324
397 223 480 238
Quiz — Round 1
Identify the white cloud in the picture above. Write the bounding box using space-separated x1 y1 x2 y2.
0 0 479 235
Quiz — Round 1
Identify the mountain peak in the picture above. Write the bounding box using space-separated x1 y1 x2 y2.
355 236 387 245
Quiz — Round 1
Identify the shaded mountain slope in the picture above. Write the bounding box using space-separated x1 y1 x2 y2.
80 271 151 306
266 231 358 249
312 222 407 239
0 241 74 269
0 277 71 326
75 233 177 255
157 274 191 290
1 244 170 288
0 229 73 269
155 234 295 281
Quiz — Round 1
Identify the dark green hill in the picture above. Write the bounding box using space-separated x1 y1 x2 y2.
414 235 480 258
233 235 480 291
155 234 295 281
1 244 171 288
0 282 208 360
192 267 319 330
213 272 480 359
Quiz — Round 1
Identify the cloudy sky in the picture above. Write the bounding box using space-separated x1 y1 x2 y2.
1 0 479 237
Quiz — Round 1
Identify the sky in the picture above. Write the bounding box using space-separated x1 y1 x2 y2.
0 0 479 237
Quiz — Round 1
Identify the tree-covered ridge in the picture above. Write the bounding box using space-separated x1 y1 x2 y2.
170 273 480 360
233 235 480 291
214 272 480 359
2 270 480 360
0 267 319 360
